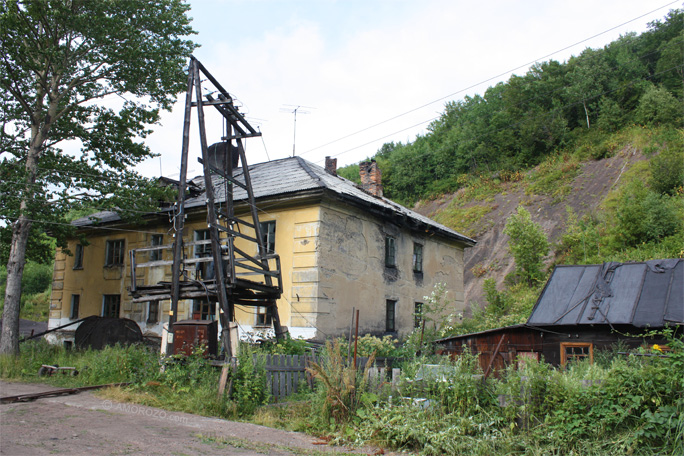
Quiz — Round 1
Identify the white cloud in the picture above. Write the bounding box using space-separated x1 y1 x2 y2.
138 0 675 178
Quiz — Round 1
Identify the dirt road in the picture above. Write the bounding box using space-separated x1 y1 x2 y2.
0 381 370 456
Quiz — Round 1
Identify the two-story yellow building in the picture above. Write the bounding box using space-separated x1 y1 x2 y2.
48 156 475 344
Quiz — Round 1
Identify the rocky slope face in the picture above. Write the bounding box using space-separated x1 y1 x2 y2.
414 147 647 314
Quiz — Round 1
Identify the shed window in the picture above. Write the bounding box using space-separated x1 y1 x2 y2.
386 299 396 332
561 342 593 365
105 240 124 267
412 243 423 272
73 244 84 269
102 295 121 318
385 236 396 267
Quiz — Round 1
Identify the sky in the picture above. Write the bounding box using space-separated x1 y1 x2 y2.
136 0 681 180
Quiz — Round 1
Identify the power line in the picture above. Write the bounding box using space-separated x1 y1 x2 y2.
314 56 683 165
299 1 680 158
0 215 164 235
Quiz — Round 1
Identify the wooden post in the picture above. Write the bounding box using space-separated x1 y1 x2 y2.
168 57 195 355
353 309 359 370
217 363 230 398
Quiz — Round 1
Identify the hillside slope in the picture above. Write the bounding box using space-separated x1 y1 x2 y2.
414 145 648 313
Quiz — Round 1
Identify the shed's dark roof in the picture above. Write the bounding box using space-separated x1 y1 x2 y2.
75 156 475 246
527 259 683 328
434 324 530 343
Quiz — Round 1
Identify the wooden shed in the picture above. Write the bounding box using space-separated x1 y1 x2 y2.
437 259 683 375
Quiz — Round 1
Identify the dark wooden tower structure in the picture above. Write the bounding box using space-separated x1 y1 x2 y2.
130 57 285 356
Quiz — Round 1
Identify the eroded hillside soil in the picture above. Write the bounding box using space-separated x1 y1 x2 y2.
414 147 647 311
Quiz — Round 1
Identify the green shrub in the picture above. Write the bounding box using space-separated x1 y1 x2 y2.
483 278 509 315
556 208 603 264
613 180 682 247
257 334 310 355
504 206 550 285
355 334 397 358
650 143 684 196
635 84 684 127
229 344 270 415
306 340 374 427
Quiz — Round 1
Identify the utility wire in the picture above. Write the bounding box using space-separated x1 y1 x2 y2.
15 33 677 186
0 215 164 235
315 62 683 164
299 1 680 158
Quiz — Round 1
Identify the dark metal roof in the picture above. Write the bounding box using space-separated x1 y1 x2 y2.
527 259 683 328
75 156 475 246
434 324 529 343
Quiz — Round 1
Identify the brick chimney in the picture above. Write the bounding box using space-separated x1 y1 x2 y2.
324 156 337 176
359 160 383 197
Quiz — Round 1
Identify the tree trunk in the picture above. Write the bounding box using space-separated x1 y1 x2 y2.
0 216 32 355
0 124 44 355
583 100 591 129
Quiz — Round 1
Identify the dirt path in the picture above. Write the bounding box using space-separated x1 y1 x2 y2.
0 381 373 456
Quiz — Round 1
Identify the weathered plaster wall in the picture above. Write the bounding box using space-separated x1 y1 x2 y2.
231 203 321 339
316 201 466 339
49 229 178 336
49 204 324 340
49 198 467 343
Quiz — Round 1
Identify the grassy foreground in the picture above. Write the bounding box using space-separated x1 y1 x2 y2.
1 333 682 456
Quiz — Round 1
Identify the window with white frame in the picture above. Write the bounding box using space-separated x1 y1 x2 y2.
256 306 273 327
149 234 163 261
259 221 276 254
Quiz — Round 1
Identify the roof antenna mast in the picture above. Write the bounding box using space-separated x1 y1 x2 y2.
281 105 314 157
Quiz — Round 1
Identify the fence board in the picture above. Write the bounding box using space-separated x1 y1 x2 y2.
257 354 398 401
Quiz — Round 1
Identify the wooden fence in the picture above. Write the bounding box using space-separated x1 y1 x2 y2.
260 354 319 400
258 354 402 401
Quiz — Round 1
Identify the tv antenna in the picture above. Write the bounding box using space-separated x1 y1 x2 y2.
281 105 315 156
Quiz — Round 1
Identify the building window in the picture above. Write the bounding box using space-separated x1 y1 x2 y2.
386 299 396 332
150 234 163 261
256 306 273 327
194 230 211 279
102 295 121 318
561 342 593 365
73 244 84 269
412 243 423 273
105 240 125 267
192 299 215 320
194 229 211 257
147 302 159 324
414 302 423 329
70 294 80 319
385 236 396 267
259 221 276 254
